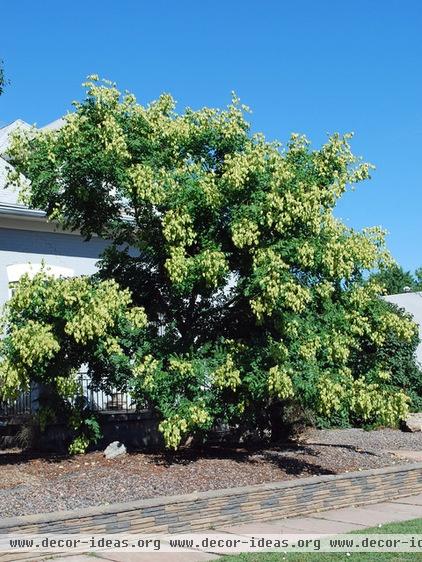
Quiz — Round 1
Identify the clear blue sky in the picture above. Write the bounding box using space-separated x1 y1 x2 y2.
1 0 421 271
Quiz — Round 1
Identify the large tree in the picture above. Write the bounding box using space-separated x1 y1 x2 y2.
0 60 6 96
369 264 422 295
3 77 419 449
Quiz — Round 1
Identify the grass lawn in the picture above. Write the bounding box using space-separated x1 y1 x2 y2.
223 518 422 561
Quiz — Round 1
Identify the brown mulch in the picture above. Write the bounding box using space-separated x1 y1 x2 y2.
0 428 420 519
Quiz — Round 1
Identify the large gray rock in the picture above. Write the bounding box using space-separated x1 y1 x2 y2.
403 413 422 432
103 441 127 459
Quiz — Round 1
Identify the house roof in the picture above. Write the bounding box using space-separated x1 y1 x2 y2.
0 119 31 154
0 156 19 206
41 118 65 132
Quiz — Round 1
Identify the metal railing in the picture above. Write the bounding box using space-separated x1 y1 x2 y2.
78 376 136 413
0 389 33 417
0 376 136 418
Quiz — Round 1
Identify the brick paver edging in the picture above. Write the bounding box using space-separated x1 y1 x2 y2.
1 462 422 534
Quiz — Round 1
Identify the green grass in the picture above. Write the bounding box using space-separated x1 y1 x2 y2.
223 518 422 562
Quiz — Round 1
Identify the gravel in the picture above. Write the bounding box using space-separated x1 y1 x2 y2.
0 428 421 519
303 427 422 451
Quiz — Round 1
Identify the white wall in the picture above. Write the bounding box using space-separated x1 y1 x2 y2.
0 225 109 309
384 292 422 365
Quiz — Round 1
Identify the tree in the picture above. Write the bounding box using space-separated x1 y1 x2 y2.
369 264 422 294
3 77 419 449
0 60 6 96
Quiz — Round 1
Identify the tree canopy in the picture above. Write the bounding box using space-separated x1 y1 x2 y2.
0 60 6 96
369 264 422 295
3 77 420 450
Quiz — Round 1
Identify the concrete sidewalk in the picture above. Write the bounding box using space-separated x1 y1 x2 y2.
49 492 422 561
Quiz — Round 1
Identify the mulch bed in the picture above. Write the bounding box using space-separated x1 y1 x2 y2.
0 428 421 519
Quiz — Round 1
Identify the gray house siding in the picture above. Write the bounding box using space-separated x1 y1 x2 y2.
0 227 109 308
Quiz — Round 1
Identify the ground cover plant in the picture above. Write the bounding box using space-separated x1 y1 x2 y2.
1 77 421 452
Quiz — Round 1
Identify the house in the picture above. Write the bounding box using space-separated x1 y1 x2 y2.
0 119 110 308
384 292 422 365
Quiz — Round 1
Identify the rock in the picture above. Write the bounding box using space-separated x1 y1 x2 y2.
402 413 422 432
103 441 126 459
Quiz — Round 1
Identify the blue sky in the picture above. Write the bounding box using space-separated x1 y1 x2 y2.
1 0 421 270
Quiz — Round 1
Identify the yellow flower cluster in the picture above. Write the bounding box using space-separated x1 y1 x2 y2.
225 139 273 187
162 209 196 246
165 246 190 285
324 331 352 364
133 354 159 391
11 321 60 367
254 247 288 275
252 278 311 320
196 249 228 287
231 218 260 248
296 241 315 268
264 186 322 236
65 281 133 343
316 375 347 416
97 113 129 159
312 133 373 200
351 378 409 426
268 365 294 399
103 336 123 356
346 310 370 338
159 403 212 449
279 280 312 313
68 435 90 456
317 372 410 427
0 320 60 400
0 358 27 400
198 172 221 208
56 374 81 398
128 164 164 205
347 281 385 308
250 248 288 320
0 271 149 399
314 281 335 300
125 307 148 329
375 312 417 344
212 354 241 390
188 404 211 425
223 151 254 191
236 401 246 414
320 221 390 280
63 111 85 143
250 247 311 320
159 415 188 450
298 337 320 362
168 357 194 377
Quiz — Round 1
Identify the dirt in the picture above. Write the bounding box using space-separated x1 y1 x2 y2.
0 428 420 519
